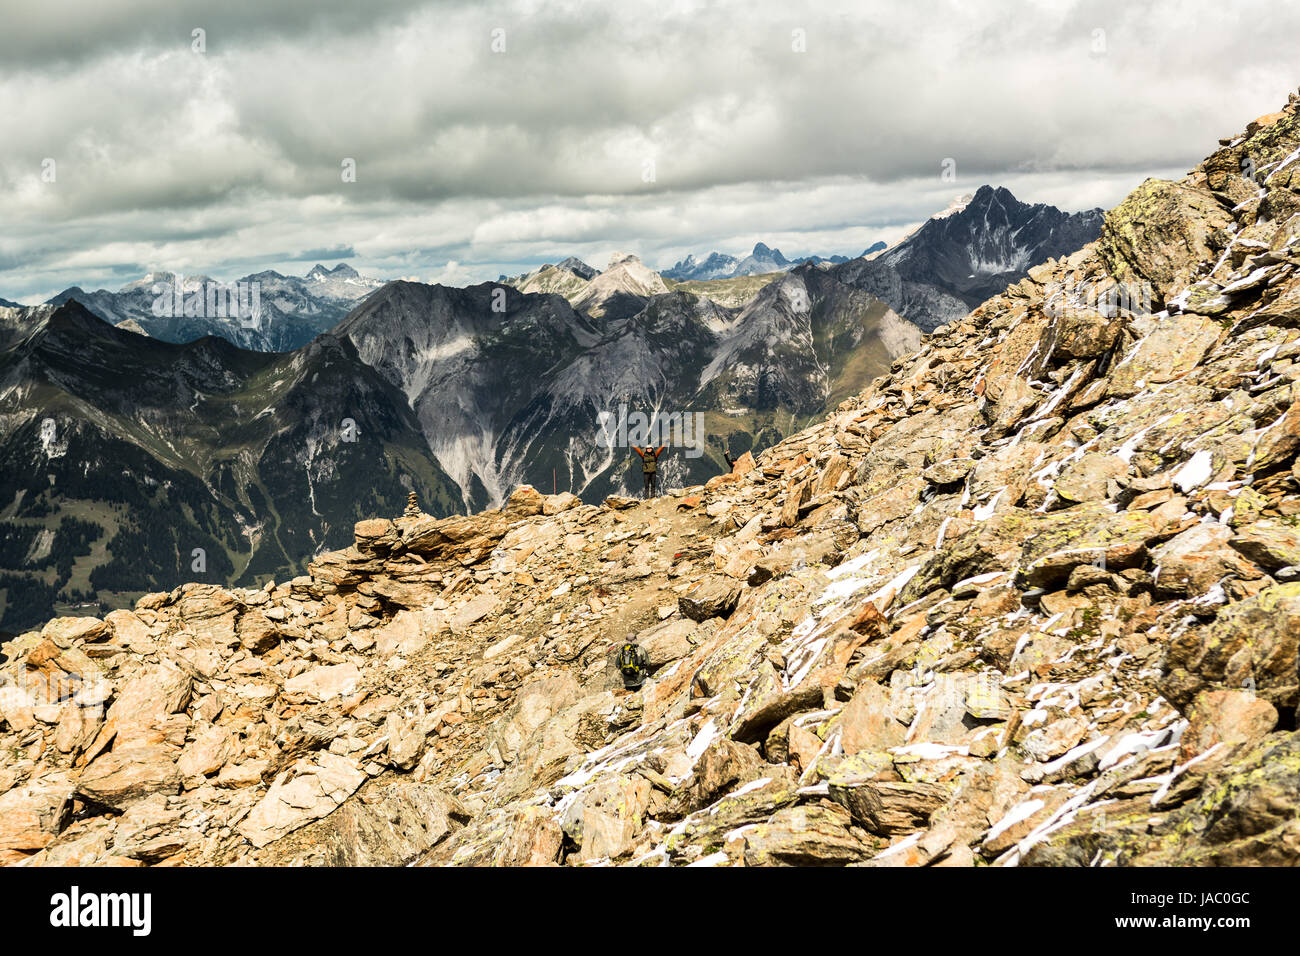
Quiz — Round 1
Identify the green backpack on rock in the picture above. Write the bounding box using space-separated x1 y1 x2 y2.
617 642 650 688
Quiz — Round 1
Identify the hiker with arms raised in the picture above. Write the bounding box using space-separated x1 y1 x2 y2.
631 443 667 498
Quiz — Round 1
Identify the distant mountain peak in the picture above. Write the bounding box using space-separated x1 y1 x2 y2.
606 251 642 269
307 262 359 279
864 183 1104 315
554 256 598 280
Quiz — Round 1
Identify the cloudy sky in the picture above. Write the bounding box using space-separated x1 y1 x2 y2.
1 0 1296 302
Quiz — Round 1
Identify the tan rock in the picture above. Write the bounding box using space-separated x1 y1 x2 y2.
561 774 651 862
1106 314 1223 398
1054 453 1127 504
741 803 870 865
1153 522 1261 597
77 746 182 811
215 759 269 789
0 773 73 858
42 616 109 645
373 609 433 658
504 485 545 517
1230 520 1300 572
839 682 906 754
543 492 581 515
284 662 361 702
497 805 564 866
679 575 741 622
354 517 399 553
1180 688 1278 761
104 661 193 749
238 754 367 848
177 723 239 779
272 783 470 865
104 609 152 652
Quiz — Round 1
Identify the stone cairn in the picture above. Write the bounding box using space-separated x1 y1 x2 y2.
401 490 421 518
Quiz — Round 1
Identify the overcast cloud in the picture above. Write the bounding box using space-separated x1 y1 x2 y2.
1 0 1297 302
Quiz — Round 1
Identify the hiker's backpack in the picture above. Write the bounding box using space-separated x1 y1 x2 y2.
641 450 657 474
617 642 649 687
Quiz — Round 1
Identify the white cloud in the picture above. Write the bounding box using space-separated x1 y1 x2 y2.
1 0 1297 301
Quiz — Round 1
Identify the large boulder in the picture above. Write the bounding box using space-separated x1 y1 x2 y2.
1097 178 1233 302
839 681 907 754
176 723 239 780
1230 520 1300 572
1252 397 1300 472
283 662 361 702
272 783 471 865
829 774 950 836
401 511 517 565
1162 582 1300 710
1105 314 1223 398
77 747 182 811
503 485 545 518
1152 522 1261 597
1016 507 1160 589
238 753 367 848
740 803 872 866
42 616 110 645
560 773 652 862
1180 689 1278 762
1054 454 1128 505
103 662 193 749
679 575 742 622
636 617 706 669
353 518 399 554
0 772 73 865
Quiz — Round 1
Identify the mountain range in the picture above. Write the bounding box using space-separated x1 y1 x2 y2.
662 241 876 280
36 263 385 352
507 187 1103 332
872 185 1106 307
0 185 1102 630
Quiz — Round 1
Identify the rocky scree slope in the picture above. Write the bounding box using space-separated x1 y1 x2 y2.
4 94 1300 867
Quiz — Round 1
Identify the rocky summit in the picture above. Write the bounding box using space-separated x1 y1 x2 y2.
5 94 1300 868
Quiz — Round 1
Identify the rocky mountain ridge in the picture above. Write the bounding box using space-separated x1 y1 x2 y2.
874 185 1105 309
663 242 862 281
337 266 920 512
35 264 386 352
821 186 1104 333
3 92 1300 867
